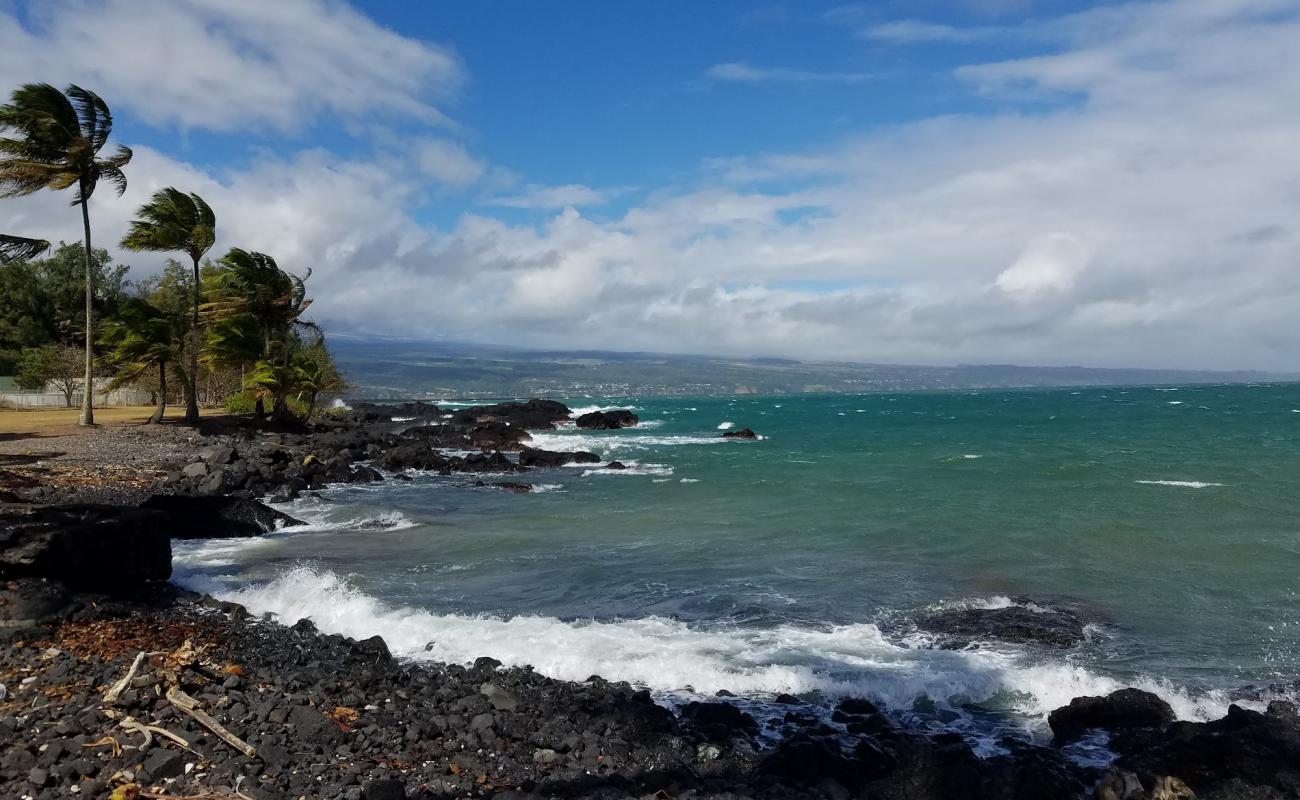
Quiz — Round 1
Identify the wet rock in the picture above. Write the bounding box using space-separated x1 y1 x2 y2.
141 495 302 539
680 701 759 740
604 461 628 470
574 410 639 430
722 428 759 440
450 399 572 430
486 482 534 494
1114 702 1300 798
0 505 171 590
1049 689 1176 742
919 603 1087 649
517 447 601 468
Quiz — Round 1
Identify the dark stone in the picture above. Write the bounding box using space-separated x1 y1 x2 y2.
722 428 759 440
0 505 172 590
288 704 344 744
450 399 572 430
774 693 801 705
680 701 759 740
1114 701 1300 797
489 482 534 494
919 604 1087 649
518 447 601 468
142 748 185 781
605 461 628 470
835 697 880 716
142 494 303 539
574 410 639 430
362 778 406 800
354 635 393 665
1048 688 1176 742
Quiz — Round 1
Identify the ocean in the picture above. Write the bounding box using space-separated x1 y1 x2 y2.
173 383 1300 753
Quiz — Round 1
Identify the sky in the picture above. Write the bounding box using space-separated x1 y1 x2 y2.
2 0 1299 371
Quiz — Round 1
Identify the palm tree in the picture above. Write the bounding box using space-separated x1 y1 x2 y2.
100 298 184 424
0 84 132 426
0 233 50 264
204 248 312 415
121 188 215 423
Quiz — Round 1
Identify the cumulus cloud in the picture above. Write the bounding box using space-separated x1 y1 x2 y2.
3 0 1300 371
414 139 486 188
860 20 1005 44
703 62 872 84
0 0 463 131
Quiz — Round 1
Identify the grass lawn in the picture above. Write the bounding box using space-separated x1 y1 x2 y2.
0 405 224 436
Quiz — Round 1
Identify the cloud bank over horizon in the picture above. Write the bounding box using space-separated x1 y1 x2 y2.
2 0 1299 371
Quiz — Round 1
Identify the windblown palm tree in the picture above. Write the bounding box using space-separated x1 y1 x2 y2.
100 298 185 424
0 233 50 264
0 84 132 426
205 248 312 416
121 188 215 423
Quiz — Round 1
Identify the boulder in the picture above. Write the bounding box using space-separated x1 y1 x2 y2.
722 428 759 440
0 505 172 590
517 447 601 468
1048 688 1176 742
919 604 1087 649
141 495 303 539
574 410 639 430
680 701 759 740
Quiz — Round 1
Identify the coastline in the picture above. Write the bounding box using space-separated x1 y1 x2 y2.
3 403 1298 799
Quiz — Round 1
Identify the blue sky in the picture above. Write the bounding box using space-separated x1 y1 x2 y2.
2 0 1300 370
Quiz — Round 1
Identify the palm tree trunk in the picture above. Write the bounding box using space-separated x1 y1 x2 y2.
184 255 201 423
78 194 95 427
149 361 167 424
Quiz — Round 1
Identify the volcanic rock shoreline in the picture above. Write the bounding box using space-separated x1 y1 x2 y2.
2 400 1298 800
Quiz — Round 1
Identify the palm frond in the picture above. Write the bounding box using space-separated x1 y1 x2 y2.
0 234 50 264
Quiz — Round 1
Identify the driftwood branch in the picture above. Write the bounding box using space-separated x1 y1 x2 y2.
165 687 256 758
104 651 146 705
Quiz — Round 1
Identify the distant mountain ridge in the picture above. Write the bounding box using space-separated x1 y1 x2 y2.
329 336 1296 399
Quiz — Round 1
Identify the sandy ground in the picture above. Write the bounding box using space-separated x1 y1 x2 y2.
0 405 223 437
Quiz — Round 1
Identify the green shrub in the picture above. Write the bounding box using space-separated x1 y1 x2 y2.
222 390 257 414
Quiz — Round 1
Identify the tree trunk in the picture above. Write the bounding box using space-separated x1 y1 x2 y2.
148 361 167 424
184 255 201 423
305 391 317 422
78 195 95 426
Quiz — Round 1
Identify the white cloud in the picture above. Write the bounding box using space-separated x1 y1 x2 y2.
0 0 463 132
704 62 872 84
861 20 1004 44
4 0 1300 372
415 139 486 188
484 184 614 210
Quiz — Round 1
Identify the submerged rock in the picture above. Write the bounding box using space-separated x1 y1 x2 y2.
918 603 1087 649
142 494 303 539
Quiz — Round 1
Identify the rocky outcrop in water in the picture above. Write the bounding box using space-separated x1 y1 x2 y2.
140 495 302 539
574 409 639 429
450 398 572 429
918 603 1087 649
518 447 601 468
722 428 759 440
1049 688 1176 743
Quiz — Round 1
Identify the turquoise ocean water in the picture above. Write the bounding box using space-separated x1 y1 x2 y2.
174 383 1300 746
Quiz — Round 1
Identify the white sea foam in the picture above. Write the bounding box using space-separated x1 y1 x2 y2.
582 461 674 477
172 566 1241 728
1135 480 1225 489
528 431 728 454
718 422 735 430
330 399 351 410
963 454 982 459
530 484 565 493
569 404 641 417
680 478 700 484
1167 401 1184 405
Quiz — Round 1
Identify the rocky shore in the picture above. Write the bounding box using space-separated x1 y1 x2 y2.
2 401 1298 799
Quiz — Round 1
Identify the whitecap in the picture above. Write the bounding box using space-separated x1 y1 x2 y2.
717 422 735 430
173 566 1244 731
1135 480 1225 489
679 478 700 484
